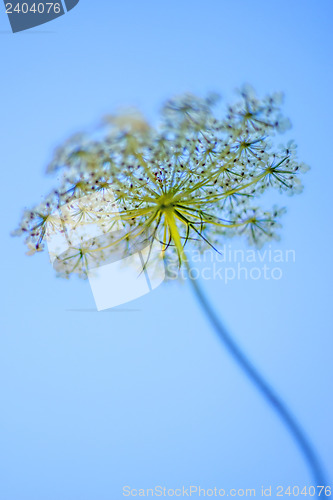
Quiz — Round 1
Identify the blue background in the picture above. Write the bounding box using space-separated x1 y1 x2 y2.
1 1 332 498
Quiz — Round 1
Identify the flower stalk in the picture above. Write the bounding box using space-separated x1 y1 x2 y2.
184 256 327 488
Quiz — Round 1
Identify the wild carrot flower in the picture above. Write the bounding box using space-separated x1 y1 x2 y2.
14 85 308 277
13 86 327 490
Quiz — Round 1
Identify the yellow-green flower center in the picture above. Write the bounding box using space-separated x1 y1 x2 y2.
156 193 176 211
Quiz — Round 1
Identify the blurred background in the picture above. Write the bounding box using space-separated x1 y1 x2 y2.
1 1 332 498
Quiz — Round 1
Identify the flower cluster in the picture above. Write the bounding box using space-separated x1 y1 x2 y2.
13 86 309 278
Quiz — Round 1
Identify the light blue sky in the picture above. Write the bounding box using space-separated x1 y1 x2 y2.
1 1 332 499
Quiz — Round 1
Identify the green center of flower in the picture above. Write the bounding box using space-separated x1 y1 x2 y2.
156 193 176 211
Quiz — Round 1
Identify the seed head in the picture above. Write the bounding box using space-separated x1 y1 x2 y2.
13 86 308 278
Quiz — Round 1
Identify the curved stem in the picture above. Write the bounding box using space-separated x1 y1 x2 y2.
185 260 327 488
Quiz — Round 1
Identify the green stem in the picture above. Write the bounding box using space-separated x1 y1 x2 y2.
185 260 327 488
